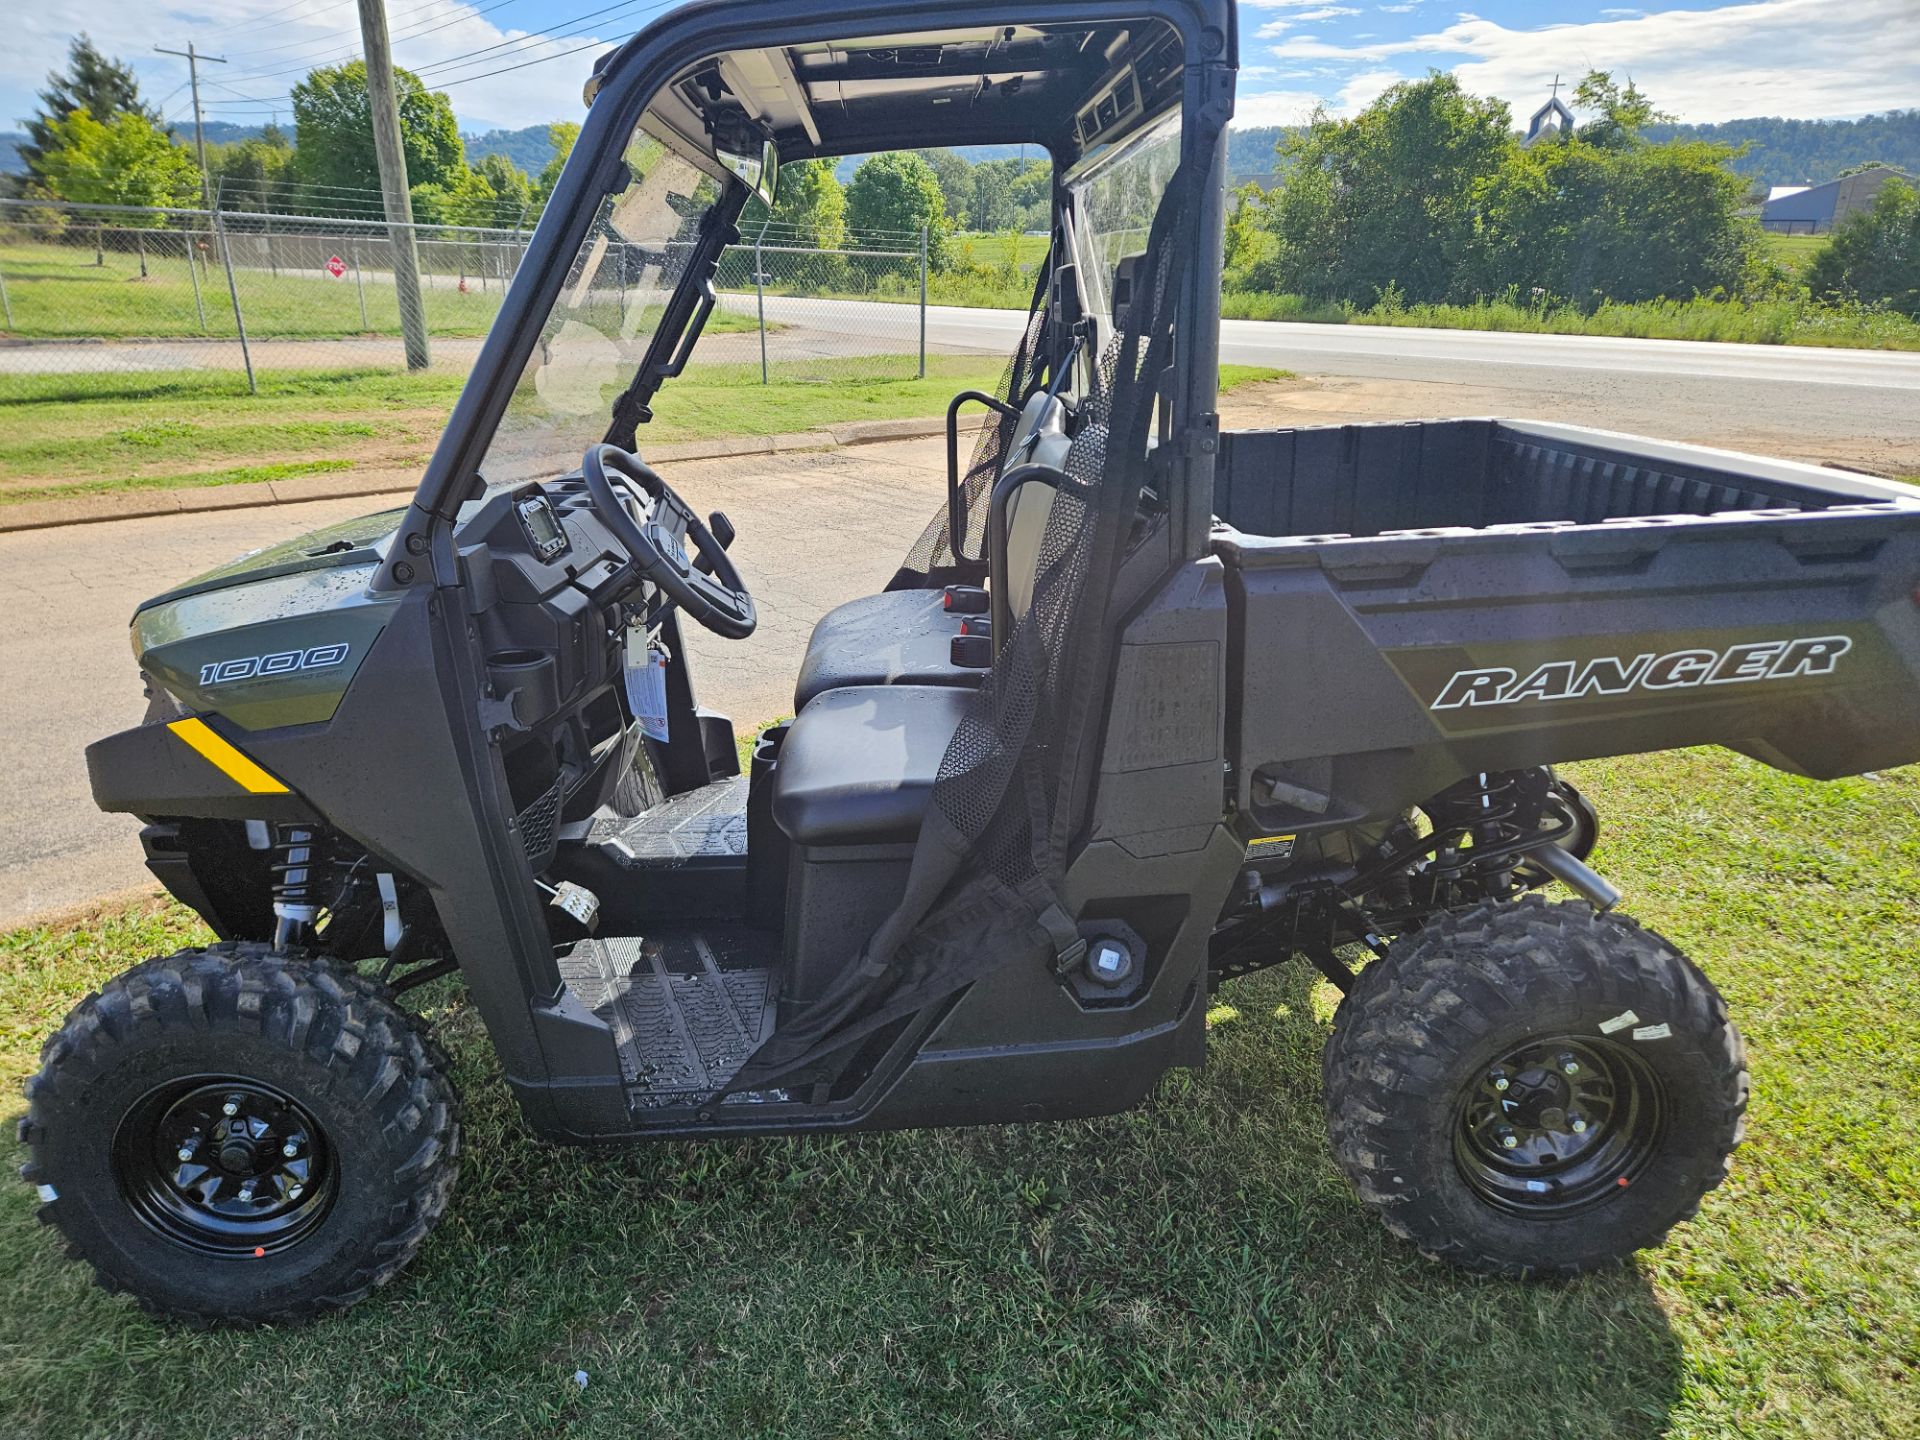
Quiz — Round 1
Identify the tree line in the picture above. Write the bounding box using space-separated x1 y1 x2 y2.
12 33 1046 258
1225 71 1918 320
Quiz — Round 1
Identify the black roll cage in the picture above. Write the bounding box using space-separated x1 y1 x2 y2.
372 0 1235 592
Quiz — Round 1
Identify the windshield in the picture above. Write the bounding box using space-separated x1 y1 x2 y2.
482 119 724 484
1065 109 1183 339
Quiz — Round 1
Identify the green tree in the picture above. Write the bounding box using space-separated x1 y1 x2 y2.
291 61 465 201
207 125 299 212
477 153 533 223
1571 70 1667 151
741 156 847 248
21 35 160 180
845 151 952 264
966 156 1049 231
1263 74 1514 304
532 121 581 209
35 109 200 212
1807 178 1920 317
1473 133 1756 304
916 148 975 227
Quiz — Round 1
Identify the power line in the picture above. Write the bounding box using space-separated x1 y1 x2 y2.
404 0 657 77
221 0 556 88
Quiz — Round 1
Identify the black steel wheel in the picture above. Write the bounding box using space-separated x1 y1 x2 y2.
1323 895 1747 1276
115 1077 338 1257
20 945 459 1325
1451 1035 1664 1215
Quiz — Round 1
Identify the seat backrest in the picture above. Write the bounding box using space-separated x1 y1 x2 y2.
1000 395 1072 621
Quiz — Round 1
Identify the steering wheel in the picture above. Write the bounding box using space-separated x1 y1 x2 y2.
580 443 756 639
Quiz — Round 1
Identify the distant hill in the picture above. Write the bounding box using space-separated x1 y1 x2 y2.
1 130 27 175
464 124 564 173
1648 110 1920 188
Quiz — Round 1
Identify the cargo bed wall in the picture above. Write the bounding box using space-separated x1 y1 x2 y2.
1215 419 1905 539
1210 422 1920 834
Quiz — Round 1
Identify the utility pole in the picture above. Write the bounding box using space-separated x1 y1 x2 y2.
355 0 431 369
155 42 227 214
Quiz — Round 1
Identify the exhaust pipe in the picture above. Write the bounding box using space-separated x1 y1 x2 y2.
1527 842 1623 912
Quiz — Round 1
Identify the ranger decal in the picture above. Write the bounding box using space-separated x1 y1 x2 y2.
1430 635 1852 711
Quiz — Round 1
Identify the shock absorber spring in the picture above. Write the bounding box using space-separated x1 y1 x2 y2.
270 824 326 949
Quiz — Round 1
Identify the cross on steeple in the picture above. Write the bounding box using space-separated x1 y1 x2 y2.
1549 73 1562 101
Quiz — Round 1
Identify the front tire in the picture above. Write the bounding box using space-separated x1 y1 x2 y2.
19 944 460 1325
1323 896 1747 1276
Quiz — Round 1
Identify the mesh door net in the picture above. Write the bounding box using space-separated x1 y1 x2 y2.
723 145 1211 1099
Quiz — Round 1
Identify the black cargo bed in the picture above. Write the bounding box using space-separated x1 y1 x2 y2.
1208 419 1920 826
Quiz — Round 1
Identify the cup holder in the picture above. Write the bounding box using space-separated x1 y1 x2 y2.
487 649 559 723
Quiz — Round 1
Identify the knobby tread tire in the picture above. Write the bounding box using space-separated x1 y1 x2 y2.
1321 895 1748 1277
18 943 461 1326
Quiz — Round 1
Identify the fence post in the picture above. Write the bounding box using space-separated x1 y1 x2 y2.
0 262 12 330
95 223 105 267
352 244 369 330
755 235 768 385
186 221 208 332
918 224 929 379
136 230 148 278
214 209 258 395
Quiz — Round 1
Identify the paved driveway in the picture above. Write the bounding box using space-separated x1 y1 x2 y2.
0 436 945 926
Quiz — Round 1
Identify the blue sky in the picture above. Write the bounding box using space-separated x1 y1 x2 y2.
6 0 1917 138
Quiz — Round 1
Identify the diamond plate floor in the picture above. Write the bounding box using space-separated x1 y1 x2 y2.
586 776 748 866
557 925 776 1106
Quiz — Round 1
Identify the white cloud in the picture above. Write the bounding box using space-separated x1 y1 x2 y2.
6 1 615 136
1336 68 1407 112
1233 89 1330 127
1266 0 1920 122
1292 6 1363 19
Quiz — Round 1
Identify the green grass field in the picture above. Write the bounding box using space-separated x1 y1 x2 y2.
0 362 1287 506
0 746 1914 1437
0 239 767 343
1762 232 1830 276
1218 288 1920 350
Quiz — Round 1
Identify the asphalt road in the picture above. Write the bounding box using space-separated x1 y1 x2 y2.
0 438 947 927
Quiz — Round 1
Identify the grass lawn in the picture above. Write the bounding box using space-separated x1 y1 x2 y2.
0 746 1914 1437
1762 233 1830 276
1219 289 1920 350
0 362 1285 507
0 240 765 343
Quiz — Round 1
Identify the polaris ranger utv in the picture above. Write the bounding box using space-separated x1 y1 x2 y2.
23 0 1920 1325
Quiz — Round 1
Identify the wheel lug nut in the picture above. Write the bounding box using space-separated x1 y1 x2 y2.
222 1097 241 1116
176 1145 195 1162
282 1141 299 1158
1492 1076 1510 1092
238 1182 256 1202
1569 1115 1589 1135
1497 1128 1519 1150
1559 1054 1580 1076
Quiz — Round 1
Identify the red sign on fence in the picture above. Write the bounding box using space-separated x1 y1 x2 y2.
325 254 347 280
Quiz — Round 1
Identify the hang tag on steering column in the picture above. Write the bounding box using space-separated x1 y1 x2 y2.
625 643 670 742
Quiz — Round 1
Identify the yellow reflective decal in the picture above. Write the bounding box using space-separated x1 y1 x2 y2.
167 718 291 795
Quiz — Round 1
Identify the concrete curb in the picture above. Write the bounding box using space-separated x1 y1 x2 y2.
0 413 982 536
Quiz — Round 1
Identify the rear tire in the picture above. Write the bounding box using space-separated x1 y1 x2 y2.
19 944 460 1325
1322 895 1746 1276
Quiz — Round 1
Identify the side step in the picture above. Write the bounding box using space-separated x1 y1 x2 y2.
556 925 779 1108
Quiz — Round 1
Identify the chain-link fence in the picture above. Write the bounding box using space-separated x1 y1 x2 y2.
0 197 951 400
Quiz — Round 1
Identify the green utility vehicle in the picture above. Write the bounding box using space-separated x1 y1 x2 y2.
20 0 1920 1324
